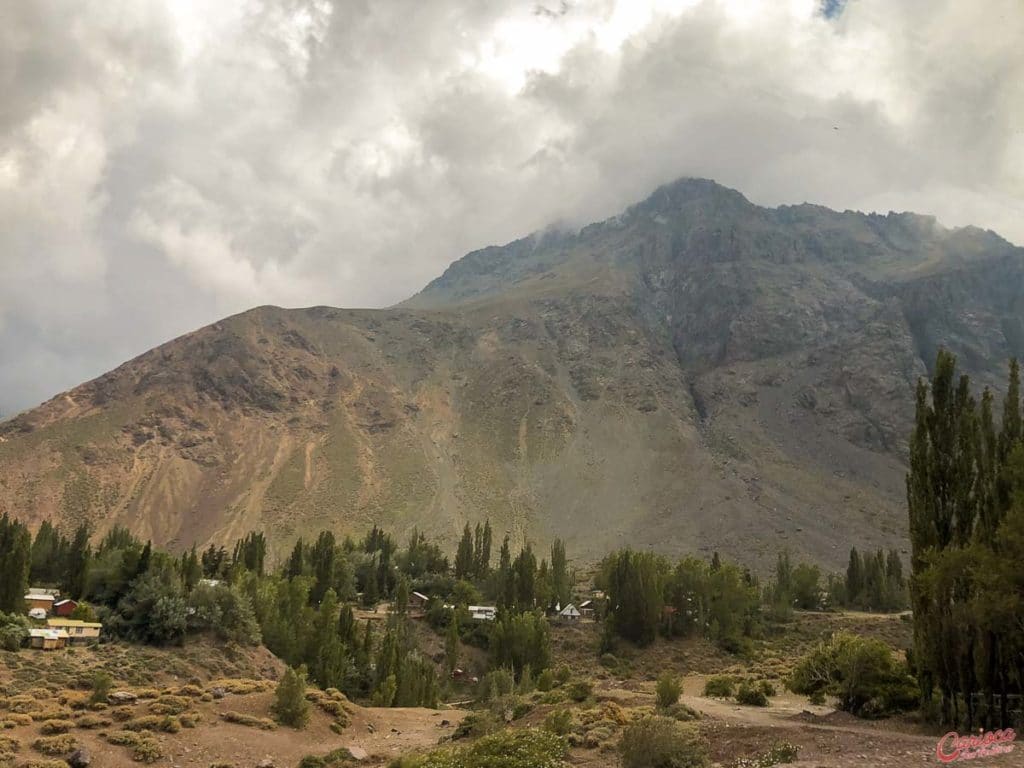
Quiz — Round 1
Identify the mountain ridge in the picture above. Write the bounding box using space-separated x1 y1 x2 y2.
2 177 1022 571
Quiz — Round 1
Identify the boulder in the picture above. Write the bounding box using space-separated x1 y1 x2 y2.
68 748 91 768
346 747 368 762
109 691 137 703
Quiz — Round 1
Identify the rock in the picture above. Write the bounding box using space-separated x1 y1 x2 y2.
109 691 137 703
439 719 450 727
346 747 368 762
68 748 91 768
256 759 275 768
210 687 227 699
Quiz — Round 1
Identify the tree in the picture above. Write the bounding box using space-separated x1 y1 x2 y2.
271 666 310 728
454 524 475 581
0 515 31 614
551 538 570 609
602 550 665 646
61 523 92 600
310 531 337 606
90 670 113 704
788 632 917 718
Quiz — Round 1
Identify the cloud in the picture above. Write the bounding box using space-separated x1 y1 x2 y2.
1 0 1021 413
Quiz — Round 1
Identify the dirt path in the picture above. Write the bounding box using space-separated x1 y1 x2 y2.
591 676 1020 767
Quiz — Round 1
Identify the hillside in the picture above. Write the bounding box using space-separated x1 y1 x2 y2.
1 178 1022 569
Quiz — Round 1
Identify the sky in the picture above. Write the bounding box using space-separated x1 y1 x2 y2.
1 0 1022 414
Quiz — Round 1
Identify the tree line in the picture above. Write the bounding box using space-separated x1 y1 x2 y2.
907 352 1024 729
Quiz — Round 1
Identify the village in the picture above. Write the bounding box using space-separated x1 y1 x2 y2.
21 587 103 651
18 580 605 654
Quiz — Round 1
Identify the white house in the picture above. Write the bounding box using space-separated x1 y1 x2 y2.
558 603 581 621
468 605 496 622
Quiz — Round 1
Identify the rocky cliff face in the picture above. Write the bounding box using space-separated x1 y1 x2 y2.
2 179 1021 569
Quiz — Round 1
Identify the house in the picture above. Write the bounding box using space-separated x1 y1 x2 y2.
558 603 581 621
409 591 430 611
468 605 496 622
53 599 78 617
28 587 60 597
24 593 56 614
579 600 595 618
47 618 102 645
29 628 69 651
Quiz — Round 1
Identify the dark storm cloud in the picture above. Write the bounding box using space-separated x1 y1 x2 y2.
1 0 1021 414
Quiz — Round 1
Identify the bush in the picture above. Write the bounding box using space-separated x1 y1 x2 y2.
89 671 113 705
31 735 78 756
757 680 776 698
536 669 555 692
733 742 800 767
451 711 500 740
702 676 734 698
38 720 73 735
618 717 709 768
0 615 30 652
220 711 276 730
271 667 309 729
544 708 573 735
403 727 568 768
787 632 917 718
566 680 592 703
554 666 572 685
734 683 768 707
655 673 682 709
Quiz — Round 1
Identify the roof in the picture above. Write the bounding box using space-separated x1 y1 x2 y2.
411 591 429 601
47 618 102 629
25 593 55 602
30 629 69 639
53 599 77 607
579 600 593 608
468 605 496 612
559 603 580 615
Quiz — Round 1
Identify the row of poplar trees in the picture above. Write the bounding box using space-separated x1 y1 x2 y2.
907 351 1024 729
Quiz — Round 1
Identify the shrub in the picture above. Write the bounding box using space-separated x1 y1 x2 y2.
72 713 111 729
663 702 700 722
554 666 571 685
757 680 777 698
787 632 917 718
403 727 568 768
89 671 113 705
732 741 800 767
566 680 592 703
270 667 308 729
451 711 500 740
38 721 74 735
702 676 734 698
735 683 768 707
220 711 276 730
618 717 709 768
536 669 555 692
655 673 682 709
31 735 78 756
544 709 573 735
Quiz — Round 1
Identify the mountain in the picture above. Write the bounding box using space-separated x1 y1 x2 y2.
2 179 1022 570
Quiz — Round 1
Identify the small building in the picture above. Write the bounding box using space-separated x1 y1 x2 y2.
24 593 56 614
53 599 79 617
409 591 430 611
579 600 595 618
28 587 60 597
28 608 48 621
47 618 102 645
29 628 69 651
558 603 581 621
468 605 496 622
